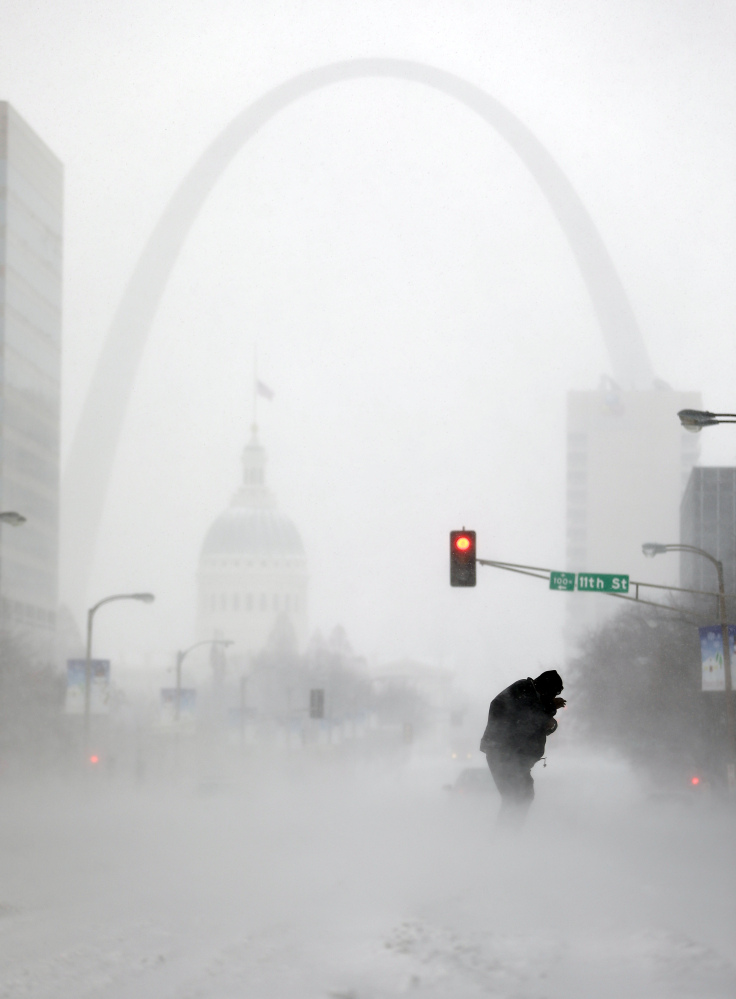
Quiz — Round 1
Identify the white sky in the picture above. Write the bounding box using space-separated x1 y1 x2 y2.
1 0 735 693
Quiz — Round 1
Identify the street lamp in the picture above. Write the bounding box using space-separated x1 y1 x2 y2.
84 592 155 754
174 639 232 721
678 409 736 433
0 511 26 526
642 541 736 790
0 512 25 624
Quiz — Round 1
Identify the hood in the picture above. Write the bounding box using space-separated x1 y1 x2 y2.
533 669 563 697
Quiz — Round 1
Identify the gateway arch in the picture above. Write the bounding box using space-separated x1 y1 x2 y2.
61 58 655 612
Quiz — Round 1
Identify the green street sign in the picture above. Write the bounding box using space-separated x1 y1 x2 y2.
550 571 576 591
576 573 629 594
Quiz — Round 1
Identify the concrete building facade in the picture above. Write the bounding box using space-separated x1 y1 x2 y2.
197 430 308 664
680 467 736 599
0 103 62 659
565 382 701 644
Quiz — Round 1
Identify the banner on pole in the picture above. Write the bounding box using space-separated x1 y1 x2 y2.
65 659 110 714
159 688 196 727
699 626 736 692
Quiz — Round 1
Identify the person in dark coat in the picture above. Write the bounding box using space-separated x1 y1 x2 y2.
480 669 565 824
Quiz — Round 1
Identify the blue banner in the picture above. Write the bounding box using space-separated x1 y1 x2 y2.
699 626 736 692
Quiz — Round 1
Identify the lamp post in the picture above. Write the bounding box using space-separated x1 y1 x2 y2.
642 542 736 790
678 409 736 433
84 592 155 754
174 639 232 721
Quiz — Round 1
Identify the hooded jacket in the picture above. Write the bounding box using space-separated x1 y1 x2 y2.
479 670 562 762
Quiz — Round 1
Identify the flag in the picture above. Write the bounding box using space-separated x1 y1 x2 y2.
256 379 274 400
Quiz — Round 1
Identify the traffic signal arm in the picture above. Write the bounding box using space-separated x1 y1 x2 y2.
476 557 550 582
472 555 733 623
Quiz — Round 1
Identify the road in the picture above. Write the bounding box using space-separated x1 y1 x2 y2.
0 746 734 998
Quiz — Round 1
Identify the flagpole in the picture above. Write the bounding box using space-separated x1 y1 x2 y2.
253 344 258 433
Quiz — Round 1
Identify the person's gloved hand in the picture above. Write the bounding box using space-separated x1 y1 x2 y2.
553 697 567 709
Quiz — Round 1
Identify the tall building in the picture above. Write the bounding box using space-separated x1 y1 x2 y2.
0 104 62 659
565 381 700 643
197 429 308 663
680 468 736 598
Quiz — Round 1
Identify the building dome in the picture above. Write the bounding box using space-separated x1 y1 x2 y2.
197 427 308 660
201 507 305 560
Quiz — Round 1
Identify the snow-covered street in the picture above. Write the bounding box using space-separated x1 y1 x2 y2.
0 749 734 998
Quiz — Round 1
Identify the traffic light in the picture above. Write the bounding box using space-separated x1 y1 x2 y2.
450 529 476 586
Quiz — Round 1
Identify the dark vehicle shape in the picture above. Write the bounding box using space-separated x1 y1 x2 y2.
443 766 494 795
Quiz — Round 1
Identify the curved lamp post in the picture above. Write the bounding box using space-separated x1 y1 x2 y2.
84 592 155 753
678 409 736 433
174 639 232 721
642 542 735 790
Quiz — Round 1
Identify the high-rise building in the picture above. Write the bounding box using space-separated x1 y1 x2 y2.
0 103 62 659
565 381 700 644
197 429 308 664
680 467 736 599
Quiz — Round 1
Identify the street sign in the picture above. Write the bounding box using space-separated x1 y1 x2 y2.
576 573 629 593
549 571 575 591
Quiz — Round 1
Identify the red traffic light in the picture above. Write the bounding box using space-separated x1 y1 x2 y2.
450 530 476 587
89 755 99 765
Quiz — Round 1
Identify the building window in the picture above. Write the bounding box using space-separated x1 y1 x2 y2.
260 593 267 611
210 593 217 612
232 593 239 611
220 594 227 611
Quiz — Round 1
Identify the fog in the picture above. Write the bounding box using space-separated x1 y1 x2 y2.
1 749 734 998
1 1 736 995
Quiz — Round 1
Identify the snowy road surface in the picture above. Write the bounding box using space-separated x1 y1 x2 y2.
0 749 734 998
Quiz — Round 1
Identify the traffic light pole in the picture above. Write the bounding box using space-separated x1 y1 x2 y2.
475 554 736 791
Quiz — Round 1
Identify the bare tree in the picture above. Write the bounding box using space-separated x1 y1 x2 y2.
569 603 729 785
0 630 66 773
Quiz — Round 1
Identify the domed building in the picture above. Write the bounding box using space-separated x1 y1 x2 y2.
197 429 308 661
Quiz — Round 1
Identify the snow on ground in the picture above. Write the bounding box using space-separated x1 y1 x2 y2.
0 745 734 998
